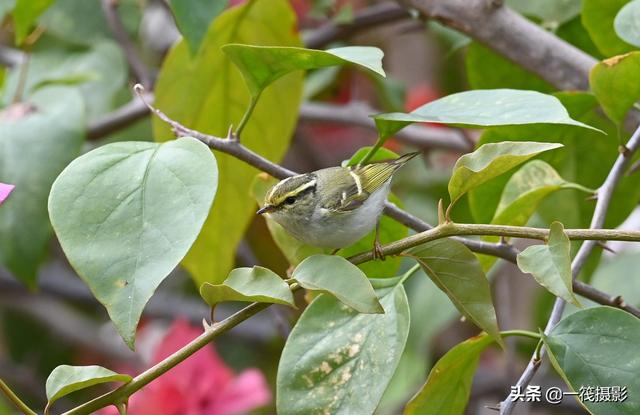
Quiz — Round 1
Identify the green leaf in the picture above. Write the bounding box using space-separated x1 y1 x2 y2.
449 141 563 207
277 282 409 414
517 221 580 306
2 41 127 121
615 0 640 47
12 0 54 44
507 0 581 26
465 42 553 92
407 239 503 346
373 89 602 140
49 137 218 348
39 0 112 46
169 0 228 55
591 253 640 307
46 365 131 405
556 16 604 58
473 92 640 230
223 44 385 97
199 266 294 308
544 307 640 414
404 334 494 415
476 160 591 271
583 0 636 56
153 0 303 287
0 86 85 287
590 52 640 125
293 255 383 314
493 160 592 225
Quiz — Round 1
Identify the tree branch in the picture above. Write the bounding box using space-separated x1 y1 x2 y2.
101 0 152 88
500 123 640 414
303 2 411 49
299 101 472 152
399 0 596 90
346 222 640 264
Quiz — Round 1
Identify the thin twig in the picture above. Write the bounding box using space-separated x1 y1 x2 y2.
303 2 411 49
500 123 640 414
88 93 152 140
0 379 37 415
101 0 152 88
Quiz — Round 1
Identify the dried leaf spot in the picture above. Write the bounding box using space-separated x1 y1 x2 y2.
115 279 128 288
603 53 633 67
347 343 361 358
319 361 332 374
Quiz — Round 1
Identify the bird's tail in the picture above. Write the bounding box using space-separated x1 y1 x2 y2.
390 151 421 167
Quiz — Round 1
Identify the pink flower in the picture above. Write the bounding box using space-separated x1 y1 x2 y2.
0 183 14 205
99 319 271 415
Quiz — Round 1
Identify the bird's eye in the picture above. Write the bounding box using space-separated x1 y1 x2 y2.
284 196 296 205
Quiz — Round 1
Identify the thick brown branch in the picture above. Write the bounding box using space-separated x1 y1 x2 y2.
400 0 596 90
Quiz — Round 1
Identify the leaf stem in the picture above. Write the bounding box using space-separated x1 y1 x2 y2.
358 136 385 165
0 379 37 415
234 93 260 139
500 330 541 341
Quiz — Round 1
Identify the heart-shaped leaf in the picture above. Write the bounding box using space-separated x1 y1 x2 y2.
293 255 383 314
614 0 640 47
449 141 563 207
200 266 294 308
544 307 640 414
46 365 131 406
373 89 602 140
49 137 218 348
404 333 494 415
277 280 409 414
590 52 640 125
407 239 503 347
223 44 385 97
517 221 580 306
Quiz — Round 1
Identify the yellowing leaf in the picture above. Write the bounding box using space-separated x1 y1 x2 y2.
153 0 303 286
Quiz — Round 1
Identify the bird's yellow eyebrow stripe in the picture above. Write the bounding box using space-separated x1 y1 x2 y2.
288 179 317 196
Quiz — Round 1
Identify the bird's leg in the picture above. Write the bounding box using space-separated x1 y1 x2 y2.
372 220 385 261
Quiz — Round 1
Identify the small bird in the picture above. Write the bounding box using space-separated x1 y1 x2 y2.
257 152 419 258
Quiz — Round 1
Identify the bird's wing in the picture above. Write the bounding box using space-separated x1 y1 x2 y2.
324 152 419 212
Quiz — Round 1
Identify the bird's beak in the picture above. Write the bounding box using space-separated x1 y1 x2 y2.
256 205 274 215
